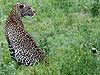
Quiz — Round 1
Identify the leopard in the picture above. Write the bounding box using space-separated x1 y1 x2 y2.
5 2 44 66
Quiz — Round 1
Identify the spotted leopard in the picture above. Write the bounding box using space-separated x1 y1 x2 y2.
5 2 44 66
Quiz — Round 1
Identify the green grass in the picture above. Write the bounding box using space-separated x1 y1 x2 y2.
0 0 100 75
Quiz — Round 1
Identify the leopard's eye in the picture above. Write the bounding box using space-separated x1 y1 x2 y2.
19 4 24 9
28 7 31 9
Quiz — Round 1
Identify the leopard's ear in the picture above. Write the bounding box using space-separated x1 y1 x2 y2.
19 4 24 8
16 2 20 5
16 2 25 9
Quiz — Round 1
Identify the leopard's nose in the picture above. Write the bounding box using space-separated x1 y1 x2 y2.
32 10 36 15
30 7 35 13
31 9 35 15
33 10 35 13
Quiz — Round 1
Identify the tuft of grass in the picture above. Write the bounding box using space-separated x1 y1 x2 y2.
91 0 100 17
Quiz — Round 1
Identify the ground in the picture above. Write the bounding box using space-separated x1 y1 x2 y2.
0 0 100 75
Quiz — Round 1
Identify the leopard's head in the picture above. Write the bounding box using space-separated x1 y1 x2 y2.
16 2 35 17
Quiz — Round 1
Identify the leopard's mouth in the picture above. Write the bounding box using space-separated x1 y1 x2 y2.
21 10 35 17
28 9 35 16
28 12 34 16
21 12 34 17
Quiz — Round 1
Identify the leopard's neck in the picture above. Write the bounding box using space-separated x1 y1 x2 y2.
6 6 24 28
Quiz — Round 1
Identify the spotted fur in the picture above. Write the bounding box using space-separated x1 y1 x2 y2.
5 3 44 66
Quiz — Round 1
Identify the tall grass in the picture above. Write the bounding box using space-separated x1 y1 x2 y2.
0 0 100 75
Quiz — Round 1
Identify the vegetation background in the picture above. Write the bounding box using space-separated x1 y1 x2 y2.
0 0 100 75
